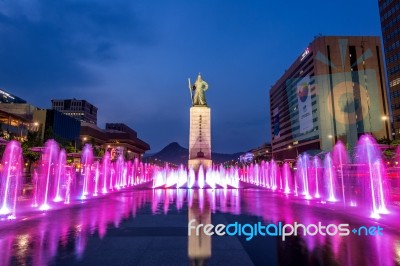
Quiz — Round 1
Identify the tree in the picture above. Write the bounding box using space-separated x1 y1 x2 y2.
377 137 390 145
62 141 76 153
22 131 42 162
21 131 43 182
375 136 400 162
43 126 54 142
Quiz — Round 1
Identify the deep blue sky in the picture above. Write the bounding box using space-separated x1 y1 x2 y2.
0 0 382 153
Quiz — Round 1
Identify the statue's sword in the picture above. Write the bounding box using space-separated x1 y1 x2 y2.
188 78 193 104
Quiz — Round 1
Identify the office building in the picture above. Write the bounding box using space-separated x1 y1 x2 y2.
270 36 390 161
51 99 98 124
379 0 400 138
33 109 81 144
80 122 150 160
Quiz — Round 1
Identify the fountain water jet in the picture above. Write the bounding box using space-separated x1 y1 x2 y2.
101 152 110 194
81 144 93 199
332 141 349 204
0 141 22 219
198 165 205 189
53 149 66 203
282 163 292 194
37 140 60 211
324 153 337 202
356 135 390 218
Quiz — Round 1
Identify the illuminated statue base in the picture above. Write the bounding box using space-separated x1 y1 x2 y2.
188 106 212 173
188 159 212 173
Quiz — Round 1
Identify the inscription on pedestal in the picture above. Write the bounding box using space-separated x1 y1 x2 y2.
188 106 212 171
189 107 211 160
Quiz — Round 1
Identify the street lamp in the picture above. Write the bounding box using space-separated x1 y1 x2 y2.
32 122 39 132
381 115 390 139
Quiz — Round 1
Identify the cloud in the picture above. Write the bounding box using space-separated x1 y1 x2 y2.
0 0 153 90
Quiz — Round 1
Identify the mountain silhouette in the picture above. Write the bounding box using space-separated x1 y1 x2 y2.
144 142 243 165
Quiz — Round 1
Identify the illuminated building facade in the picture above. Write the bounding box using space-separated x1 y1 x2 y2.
270 36 390 161
379 0 400 138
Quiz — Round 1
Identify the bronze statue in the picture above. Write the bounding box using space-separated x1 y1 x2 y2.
188 73 208 106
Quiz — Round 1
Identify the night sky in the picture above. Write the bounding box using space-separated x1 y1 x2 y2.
0 0 382 153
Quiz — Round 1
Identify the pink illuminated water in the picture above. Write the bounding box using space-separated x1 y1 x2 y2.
36 140 59 211
0 135 398 265
81 144 93 199
0 141 22 219
0 133 396 221
297 154 312 199
355 135 390 218
53 149 66 202
332 141 349 204
324 153 338 202
282 163 292 194
0 189 397 265
101 152 110 194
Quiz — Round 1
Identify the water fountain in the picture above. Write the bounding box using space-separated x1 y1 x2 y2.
36 140 60 211
101 152 110 194
355 135 389 218
53 149 66 202
0 140 22 219
81 144 93 199
332 141 349 204
323 153 338 202
282 163 292 194
0 132 395 221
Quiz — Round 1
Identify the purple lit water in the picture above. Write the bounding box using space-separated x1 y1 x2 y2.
355 135 390 218
0 134 397 221
0 135 399 264
36 140 59 211
0 141 22 219
0 189 398 265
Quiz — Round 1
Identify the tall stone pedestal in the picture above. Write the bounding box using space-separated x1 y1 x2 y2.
188 106 212 172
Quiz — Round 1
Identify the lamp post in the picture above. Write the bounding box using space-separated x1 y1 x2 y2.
381 115 390 140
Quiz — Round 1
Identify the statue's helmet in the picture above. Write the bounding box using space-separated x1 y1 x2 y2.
196 73 202 83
